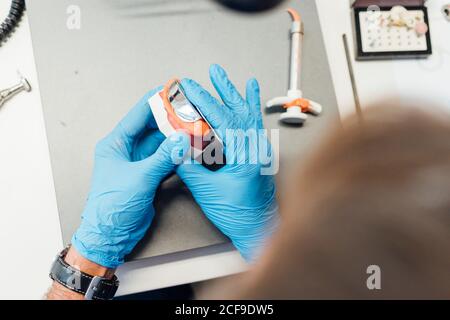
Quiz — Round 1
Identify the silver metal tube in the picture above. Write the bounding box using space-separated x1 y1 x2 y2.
289 32 300 90
289 21 303 91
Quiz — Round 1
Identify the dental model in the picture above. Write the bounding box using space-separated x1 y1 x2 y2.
388 5 428 36
148 78 224 169
266 8 322 125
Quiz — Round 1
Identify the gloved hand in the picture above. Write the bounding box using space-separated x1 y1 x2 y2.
72 88 191 268
177 64 279 262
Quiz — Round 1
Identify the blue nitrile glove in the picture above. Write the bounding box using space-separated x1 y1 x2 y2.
177 64 279 262
72 88 191 268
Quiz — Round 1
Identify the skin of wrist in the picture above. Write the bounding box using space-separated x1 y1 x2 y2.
46 246 115 300
64 246 116 279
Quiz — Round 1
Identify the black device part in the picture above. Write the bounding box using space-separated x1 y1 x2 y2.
214 0 286 13
0 0 26 46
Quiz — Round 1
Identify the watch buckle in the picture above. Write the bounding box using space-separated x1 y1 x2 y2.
85 276 102 300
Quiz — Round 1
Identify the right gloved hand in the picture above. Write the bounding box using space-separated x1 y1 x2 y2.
177 64 279 262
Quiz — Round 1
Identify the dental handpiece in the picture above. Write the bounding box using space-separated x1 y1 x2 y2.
0 77 31 108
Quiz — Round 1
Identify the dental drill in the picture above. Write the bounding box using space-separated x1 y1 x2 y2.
0 76 31 109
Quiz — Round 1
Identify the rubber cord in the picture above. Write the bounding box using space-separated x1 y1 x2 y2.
0 0 26 46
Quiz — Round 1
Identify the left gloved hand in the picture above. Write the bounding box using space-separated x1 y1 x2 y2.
177 64 279 262
71 88 191 268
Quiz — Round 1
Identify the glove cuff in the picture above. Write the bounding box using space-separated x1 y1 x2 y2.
234 201 280 263
71 233 123 269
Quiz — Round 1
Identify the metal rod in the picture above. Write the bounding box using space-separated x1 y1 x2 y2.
342 34 363 121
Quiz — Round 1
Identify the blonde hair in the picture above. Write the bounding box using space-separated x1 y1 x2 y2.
207 104 450 299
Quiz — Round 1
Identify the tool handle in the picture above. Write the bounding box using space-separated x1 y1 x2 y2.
308 100 323 115
266 96 292 108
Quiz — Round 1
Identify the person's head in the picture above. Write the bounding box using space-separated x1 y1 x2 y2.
209 103 450 299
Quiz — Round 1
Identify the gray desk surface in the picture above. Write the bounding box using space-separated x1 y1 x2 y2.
27 0 339 261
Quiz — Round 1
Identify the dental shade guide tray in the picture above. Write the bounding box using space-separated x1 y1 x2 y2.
266 8 323 125
352 0 432 60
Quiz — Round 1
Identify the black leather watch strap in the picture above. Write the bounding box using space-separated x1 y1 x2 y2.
49 246 119 300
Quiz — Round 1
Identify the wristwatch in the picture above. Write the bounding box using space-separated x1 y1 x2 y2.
49 246 119 300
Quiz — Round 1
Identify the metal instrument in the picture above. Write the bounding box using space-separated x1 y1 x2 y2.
343 34 363 122
266 8 322 125
0 76 31 109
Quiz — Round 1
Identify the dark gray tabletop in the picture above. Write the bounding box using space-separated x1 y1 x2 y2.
27 0 339 261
